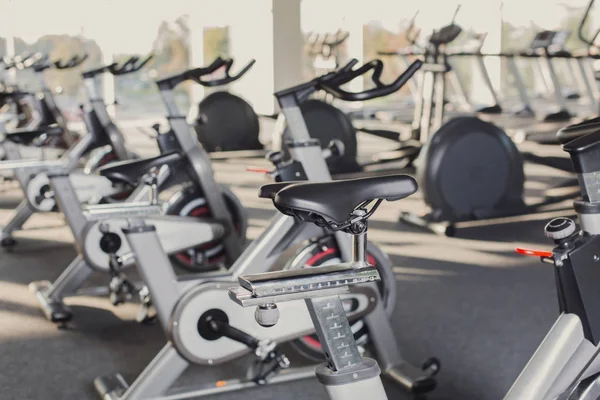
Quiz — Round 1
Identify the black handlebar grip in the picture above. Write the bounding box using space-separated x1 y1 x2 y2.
109 54 153 76
54 54 89 70
579 0 596 45
194 58 256 88
82 62 119 79
320 59 422 102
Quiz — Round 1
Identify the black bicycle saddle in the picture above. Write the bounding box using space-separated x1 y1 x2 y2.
271 174 418 224
98 151 182 185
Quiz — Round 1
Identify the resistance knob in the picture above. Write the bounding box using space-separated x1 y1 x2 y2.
255 304 280 327
545 217 576 241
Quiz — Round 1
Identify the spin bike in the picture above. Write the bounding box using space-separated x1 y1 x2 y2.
91 58 439 400
505 122 600 400
30 57 249 324
230 175 418 400
0 53 85 167
0 55 150 247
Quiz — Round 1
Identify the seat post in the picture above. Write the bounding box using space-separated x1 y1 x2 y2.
350 210 368 265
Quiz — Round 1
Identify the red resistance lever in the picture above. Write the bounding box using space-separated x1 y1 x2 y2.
515 247 553 258
246 167 271 174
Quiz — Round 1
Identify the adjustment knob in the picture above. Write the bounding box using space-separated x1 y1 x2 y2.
328 139 345 158
255 304 279 327
545 218 576 241
266 151 284 166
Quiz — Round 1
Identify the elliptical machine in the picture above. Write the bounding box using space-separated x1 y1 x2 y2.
397 22 584 236
505 122 600 400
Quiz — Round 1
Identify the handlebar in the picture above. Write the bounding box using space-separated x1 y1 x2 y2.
579 0 599 47
3 53 34 70
24 53 89 72
318 58 422 101
82 54 153 79
54 54 89 70
22 53 46 70
109 54 153 76
194 58 255 87
156 57 255 89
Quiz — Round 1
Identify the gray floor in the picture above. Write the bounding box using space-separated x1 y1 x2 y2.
0 127 574 400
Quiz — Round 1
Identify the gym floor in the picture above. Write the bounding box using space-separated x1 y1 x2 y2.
0 123 573 400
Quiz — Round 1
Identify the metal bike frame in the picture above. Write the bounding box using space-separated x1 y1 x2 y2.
157 86 242 261
82 76 129 160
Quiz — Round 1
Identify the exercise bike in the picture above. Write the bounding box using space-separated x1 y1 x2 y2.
91 57 440 400
505 123 600 400
30 57 249 324
229 175 421 400
0 55 150 247
0 53 85 167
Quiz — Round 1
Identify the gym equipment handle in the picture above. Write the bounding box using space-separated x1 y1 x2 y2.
155 56 226 89
320 58 423 101
109 54 153 76
21 53 46 70
192 58 255 87
29 53 89 72
579 0 599 47
157 57 254 89
54 54 89 70
82 54 153 78
2 53 34 70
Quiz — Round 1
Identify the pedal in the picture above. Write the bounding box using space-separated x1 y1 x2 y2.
247 340 290 385
108 255 137 306
29 281 73 324
136 287 157 325
383 358 440 395
93 374 129 400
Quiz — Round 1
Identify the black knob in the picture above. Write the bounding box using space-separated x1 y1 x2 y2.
99 232 123 254
328 139 345 158
266 150 284 166
545 218 576 241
